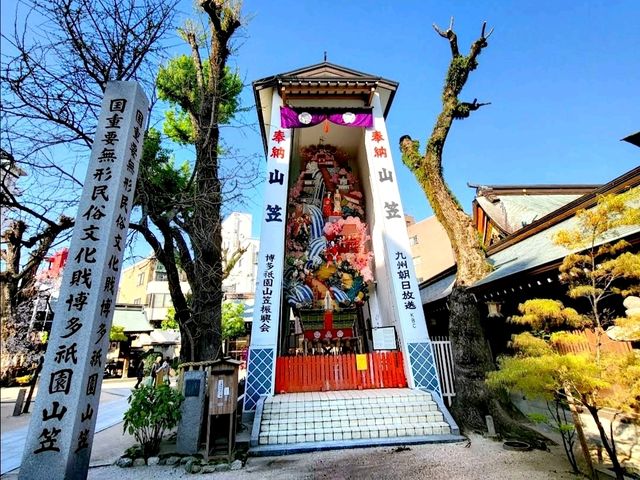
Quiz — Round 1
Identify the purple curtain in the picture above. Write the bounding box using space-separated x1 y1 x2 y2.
281 106 373 129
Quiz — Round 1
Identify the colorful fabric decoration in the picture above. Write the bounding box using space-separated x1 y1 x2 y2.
284 143 373 317
303 203 325 239
281 106 373 129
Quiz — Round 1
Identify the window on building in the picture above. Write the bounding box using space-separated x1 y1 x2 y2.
152 294 163 308
151 293 172 308
154 262 168 282
133 298 141 305
136 272 145 286
409 235 419 246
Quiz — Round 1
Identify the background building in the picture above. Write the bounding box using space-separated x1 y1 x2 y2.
221 212 259 296
115 212 259 342
407 216 455 283
117 256 190 327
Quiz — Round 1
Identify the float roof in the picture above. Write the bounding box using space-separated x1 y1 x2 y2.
253 62 398 155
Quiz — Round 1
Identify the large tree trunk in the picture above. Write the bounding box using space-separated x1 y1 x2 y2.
1 220 26 321
1 217 73 377
448 287 494 428
400 20 547 443
188 139 224 361
449 288 546 446
179 0 240 362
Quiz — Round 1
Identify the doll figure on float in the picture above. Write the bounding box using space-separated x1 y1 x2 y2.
333 190 342 216
322 192 333 218
323 290 334 331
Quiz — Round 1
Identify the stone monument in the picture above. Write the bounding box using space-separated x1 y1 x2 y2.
19 81 149 480
176 370 207 454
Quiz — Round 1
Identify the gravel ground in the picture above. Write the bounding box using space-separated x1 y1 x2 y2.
84 434 588 480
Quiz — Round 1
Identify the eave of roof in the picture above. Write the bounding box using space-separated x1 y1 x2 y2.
622 131 640 148
486 166 640 256
112 306 153 333
420 166 640 302
469 183 600 196
475 193 589 235
253 62 398 156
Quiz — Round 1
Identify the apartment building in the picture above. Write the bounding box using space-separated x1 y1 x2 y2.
116 257 190 327
221 212 260 296
406 215 456 283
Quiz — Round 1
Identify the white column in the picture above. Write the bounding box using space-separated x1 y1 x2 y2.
244 92 291 412
364 93 442 397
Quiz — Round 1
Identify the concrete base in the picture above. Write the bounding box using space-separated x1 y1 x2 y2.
249 433 466 456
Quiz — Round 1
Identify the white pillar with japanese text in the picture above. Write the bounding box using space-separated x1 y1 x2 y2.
243 91 291 412
20 82 148 480
364 93 442 397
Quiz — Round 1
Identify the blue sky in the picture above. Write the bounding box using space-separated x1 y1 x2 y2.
2 0 638 245
204 0 639 237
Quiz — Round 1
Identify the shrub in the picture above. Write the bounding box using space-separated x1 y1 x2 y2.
123 384 184 459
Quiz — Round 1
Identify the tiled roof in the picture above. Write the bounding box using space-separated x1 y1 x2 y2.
419 179 640 300
112 306 153 333
474 218 639 288
476 194 586 234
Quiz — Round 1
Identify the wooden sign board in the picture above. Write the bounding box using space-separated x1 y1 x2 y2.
208 368 238 415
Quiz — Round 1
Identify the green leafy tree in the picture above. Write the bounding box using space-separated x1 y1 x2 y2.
488 188 640 480
161 307 179 331
553 188 640 362
222 301 245 340
129 2 257 363
109 325 128 342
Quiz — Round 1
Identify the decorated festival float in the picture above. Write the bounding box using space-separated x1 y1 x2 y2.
243 64 456 450
284 141 373 352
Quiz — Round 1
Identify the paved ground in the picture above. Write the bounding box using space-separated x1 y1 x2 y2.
1 380 636 479
71 435 589 480
1 378 138 476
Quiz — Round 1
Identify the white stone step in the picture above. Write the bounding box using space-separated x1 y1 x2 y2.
261 403 440 420
256 389 455 446
263 394 435 409
258 422 452 445
260 414 446 431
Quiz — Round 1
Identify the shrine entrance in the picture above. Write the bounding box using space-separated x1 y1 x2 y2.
244 63 443 414
273 131 407 393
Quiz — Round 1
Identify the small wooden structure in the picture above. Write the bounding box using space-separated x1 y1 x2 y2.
205 358 241 462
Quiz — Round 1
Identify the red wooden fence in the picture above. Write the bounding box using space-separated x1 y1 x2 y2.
275 352 407 393
554 329 633 355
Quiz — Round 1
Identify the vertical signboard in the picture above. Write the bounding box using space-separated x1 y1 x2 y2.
243 92 291 412
20 81 148 480
364 93 442 397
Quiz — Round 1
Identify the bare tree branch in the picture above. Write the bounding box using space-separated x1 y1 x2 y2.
433 16 459 57
0 0 179 337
